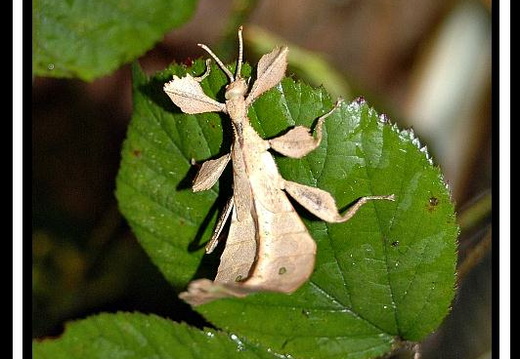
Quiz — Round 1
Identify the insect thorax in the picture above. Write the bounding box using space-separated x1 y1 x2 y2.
224 78 249 124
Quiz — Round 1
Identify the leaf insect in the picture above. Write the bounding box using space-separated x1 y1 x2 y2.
163 26 395 306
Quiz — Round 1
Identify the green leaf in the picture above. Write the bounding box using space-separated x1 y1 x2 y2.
33 312 279 359
116 59 458 358
33 0 198 81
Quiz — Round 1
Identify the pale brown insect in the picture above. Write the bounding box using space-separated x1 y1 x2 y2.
163 27 394 306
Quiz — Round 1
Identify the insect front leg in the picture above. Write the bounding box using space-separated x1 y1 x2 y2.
268 100 342 158
193 59 213 82
205 197 234 254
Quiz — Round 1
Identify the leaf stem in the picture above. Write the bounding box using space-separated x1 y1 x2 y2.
455 190 492 283
457 226 491 283
457 190 492 232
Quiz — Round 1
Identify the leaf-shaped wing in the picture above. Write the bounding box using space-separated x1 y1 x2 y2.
164 75 226 114
246 46 289 106
213 142 257 283
213 204 257 283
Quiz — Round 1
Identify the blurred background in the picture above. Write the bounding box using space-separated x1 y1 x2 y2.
32 0 493 357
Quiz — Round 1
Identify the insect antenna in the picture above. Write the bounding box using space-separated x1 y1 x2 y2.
197 43 235 82
236 26 244 79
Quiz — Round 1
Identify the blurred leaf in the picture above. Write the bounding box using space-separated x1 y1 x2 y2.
33 312 279 359
116 58 458 358
244 24 352 99
33 0 198 81
32 226 142 337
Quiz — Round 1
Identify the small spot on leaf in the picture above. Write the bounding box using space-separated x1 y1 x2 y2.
427 196 440 212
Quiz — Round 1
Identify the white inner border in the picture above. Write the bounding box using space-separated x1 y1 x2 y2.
15 2 506 358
